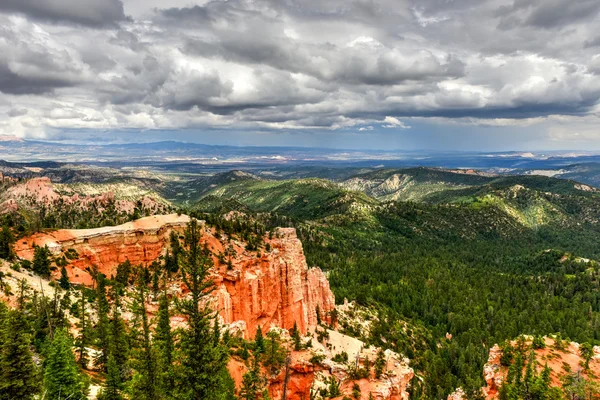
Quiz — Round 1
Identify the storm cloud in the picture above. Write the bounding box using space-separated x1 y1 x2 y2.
1 0 600 148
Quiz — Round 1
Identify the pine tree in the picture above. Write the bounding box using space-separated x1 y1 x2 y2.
532 335 545 350
254 325 265 354
94 274 110 371
0 225 14 260
33 245 51 278
263 331 286 375
0 309 39 399
167 232 181 273
99 354 124 400
375 349 386 379
155 293 175 397
128 279 157 400
580 342 594 370
109 288 129 379
43 328 86 399
174 219 229 399
239 356 266 400
59 265 70 291
75 287 89 369
291 321 302 351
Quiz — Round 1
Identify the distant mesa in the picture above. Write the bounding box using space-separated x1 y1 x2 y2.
0 135 24 142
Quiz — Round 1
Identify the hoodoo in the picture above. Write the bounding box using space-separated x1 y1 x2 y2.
15 214 335 336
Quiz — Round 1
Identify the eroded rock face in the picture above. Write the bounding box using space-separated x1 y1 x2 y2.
14 214 190 285
212 227 335 337
15 215 335 336
483 344 503 399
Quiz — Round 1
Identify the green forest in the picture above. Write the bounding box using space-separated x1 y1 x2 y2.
3 169 600 399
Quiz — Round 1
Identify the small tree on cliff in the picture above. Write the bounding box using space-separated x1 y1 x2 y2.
254 325 265 354
580 342 594 371
174 218 229 399
263 331 286 375
291 322 302 351
33 245 51 278
59 265 70 291
374 349 386 379
0 224 15 260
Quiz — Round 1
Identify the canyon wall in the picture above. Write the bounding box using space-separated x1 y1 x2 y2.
15 214 335 336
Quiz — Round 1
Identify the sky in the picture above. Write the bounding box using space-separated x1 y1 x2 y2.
0 0 600 151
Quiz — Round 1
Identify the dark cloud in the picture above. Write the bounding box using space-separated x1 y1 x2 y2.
0 64 74 95
525 0 600 28
0 0 128 27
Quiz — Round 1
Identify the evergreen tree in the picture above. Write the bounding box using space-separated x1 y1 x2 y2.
109 288 129 380
174 219 229 399
128 279 157 400
254 325 265 354
374 349 386 379
94 274 110 371
0 225 14 260
291 321 302 351
154 293 175 398
240 356 266 400
532 335 546 350
33 245 52 278
59 265 70 291
75 287 89 369
99 354 123 400
579 342 594 371
43 328 86 399
263 331 286 375
167 232 181 273
0 309 39 399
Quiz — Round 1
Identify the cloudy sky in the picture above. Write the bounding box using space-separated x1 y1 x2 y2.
0 0 600 150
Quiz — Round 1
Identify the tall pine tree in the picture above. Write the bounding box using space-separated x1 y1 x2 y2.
155 292 175 397
0 309 39 399
128 278 157 400
43 328 87 399
174 218 229 399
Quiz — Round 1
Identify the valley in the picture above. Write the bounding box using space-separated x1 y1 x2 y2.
2 159 600 399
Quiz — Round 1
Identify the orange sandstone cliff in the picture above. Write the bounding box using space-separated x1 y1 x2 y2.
14 214 335 336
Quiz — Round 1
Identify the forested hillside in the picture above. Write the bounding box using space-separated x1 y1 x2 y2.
190 169 600 398
3 168 600 399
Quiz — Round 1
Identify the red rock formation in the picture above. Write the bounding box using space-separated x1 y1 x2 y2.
2 176 168 214
483 344 503 399
212 227 335 337
15 214 335 336
482 337 600 399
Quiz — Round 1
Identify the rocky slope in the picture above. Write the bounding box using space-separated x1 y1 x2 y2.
478 337 600 399
1 176 170 214
228 325 413 400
